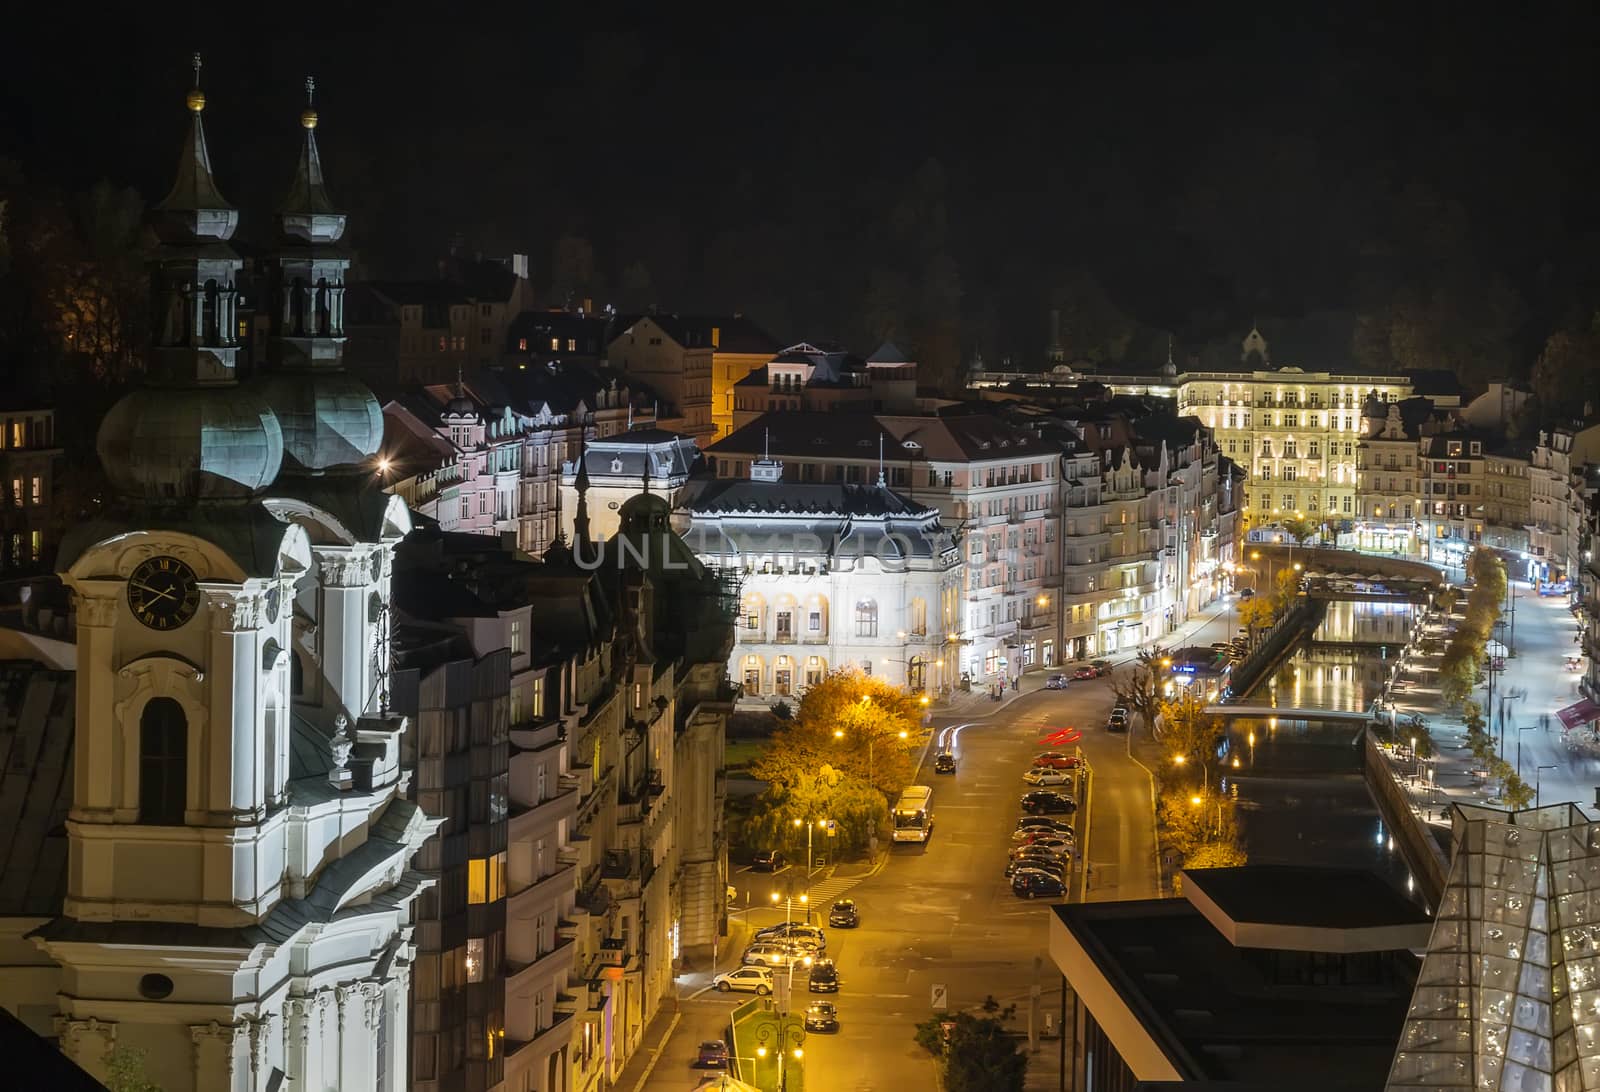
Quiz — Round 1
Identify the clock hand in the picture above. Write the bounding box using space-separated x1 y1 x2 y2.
131 581 178 605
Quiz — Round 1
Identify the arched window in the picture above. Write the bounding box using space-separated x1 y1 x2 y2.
907 597 928 636
139 697 187 825
855 599 878 638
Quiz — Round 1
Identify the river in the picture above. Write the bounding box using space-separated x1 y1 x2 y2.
1221 597 1421 897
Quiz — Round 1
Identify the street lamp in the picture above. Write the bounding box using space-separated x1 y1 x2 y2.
1536 765 1559 809
790 817 829 906
1173 753 1209 794
769 888 810 929
751 1009 807 1091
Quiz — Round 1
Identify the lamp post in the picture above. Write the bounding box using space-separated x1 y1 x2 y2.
751 1011 807 1091
1173 753 1209 795
790 817 828 909
1536 764 1559 808
769 888 809 930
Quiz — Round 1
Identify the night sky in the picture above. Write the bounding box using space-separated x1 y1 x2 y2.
6 5 1600 368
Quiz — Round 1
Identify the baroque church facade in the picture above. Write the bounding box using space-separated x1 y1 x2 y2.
5 61 437 1091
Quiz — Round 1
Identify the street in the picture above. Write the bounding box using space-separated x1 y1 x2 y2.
635 604 1239 1090
1387 583 1600 817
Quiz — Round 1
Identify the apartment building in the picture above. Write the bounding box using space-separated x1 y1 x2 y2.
682 458 963 697
1177 361 1411 531
730 341 921 430
346 256 535 386
1528 425 1600 584
709 410 1059 681
0 405 59 572
559 428 700 544
1354 398 1436 555
380 365 651 553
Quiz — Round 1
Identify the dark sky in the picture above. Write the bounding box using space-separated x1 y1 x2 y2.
6 5 1600 360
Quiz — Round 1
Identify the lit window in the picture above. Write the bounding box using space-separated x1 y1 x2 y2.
466 937 484 983
531 675 545 718
550 337 560 351
510 618 523 654
518 337 528 351
468 851 507 904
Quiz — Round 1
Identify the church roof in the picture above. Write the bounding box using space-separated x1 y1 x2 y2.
152 56 237 245
0 662 74 917
57 502 297 577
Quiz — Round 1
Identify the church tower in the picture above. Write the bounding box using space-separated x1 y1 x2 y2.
35 62 435 1092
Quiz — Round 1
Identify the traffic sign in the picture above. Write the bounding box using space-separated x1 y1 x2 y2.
931 983 947 1011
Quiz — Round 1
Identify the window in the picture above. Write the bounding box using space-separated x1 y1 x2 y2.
1284 466 1297 481
139 697 187 825
1282 494 1293 509
809 610 821 632
9 479 19 506
745 611 759 630
855 600 878 637
518 337 528 351
460 497 470 520
509 618 523 654
567 338 577 352
466 937 485 983
467 852 507 904
531 675 544 719
480 327 492 345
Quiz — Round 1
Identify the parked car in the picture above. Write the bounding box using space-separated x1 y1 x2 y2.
1012 868 1068 899
744 942 815 968
1022 766 1073 787
1020 790 1077 815
1014 816 1074 836
1045 673 1069 690
1005 854 1068 878
695 1040 730 1068
754 920 814 940
1106 708 1129 733
1011 835 1074 857
754 923 825 949
804 1001 840 1032
1072 666 1099 680
751 849 786 872
1239 587 1256 599
828 899 860 928
1032 751 1082 770
808 958 839 993
934 751 957 774
714 966 774 994
1091 660 1113 676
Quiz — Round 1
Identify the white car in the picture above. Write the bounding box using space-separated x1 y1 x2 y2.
742 942 814 968
1022 767 1073 786
713 966 774 995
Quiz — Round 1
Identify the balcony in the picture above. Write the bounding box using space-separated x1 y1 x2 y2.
507 935 579 997
510 786 580 840
505 1010 575 1068
508 861 577 920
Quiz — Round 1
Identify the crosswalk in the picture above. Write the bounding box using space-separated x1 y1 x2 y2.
805 873 865 903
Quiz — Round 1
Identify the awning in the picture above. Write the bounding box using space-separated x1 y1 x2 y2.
1557 699 1600 731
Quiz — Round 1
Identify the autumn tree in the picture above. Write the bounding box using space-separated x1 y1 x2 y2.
1237 595 1277 637
736 764 886 859
1279 515 1320 545
914 1009 1028 1092
750 669 921 800
1158 692 1224 786
1109 645 1170 735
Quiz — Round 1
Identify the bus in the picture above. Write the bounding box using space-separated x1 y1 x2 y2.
892 785 935 842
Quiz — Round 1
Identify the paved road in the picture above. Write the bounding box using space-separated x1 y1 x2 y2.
639 602 1240 1090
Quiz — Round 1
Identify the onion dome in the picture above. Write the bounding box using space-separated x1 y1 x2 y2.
254 370 382 474
97 386 284 501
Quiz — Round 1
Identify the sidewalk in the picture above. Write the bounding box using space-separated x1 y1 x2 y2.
1376 581 1595 828
931 599 1235 719
612 926 752 1092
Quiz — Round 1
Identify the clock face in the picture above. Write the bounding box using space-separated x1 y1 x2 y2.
127 556 201 631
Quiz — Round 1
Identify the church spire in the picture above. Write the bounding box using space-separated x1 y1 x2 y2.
573 434 593 560
153 52 237 245
279 75 345 243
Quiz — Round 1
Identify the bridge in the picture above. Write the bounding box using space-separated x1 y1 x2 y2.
1202 703 1375 724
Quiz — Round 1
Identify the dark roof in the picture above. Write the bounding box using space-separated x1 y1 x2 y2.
0 1008 107 1092
608 313 780 355
877 413 1047 461
1055 898 1416 1089
448 257 520 302
1182 866 1430 931
710 411 902 462
58 501 295 577
0 662 73 916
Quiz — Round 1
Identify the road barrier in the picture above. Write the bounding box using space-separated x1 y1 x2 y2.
1361 728 1447 908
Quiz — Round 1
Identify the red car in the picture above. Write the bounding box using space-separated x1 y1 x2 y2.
1032 751 1082 770
1072 667 1098 680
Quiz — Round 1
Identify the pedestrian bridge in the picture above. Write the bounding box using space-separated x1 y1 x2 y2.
1202 703 1375 723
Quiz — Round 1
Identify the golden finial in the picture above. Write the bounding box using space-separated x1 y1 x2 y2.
300 75 318 130
186 51 206 113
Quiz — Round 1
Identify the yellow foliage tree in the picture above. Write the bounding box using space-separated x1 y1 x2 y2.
751 668 921 799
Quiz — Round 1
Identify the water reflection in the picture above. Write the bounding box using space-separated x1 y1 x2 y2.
1225 598 1420 891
